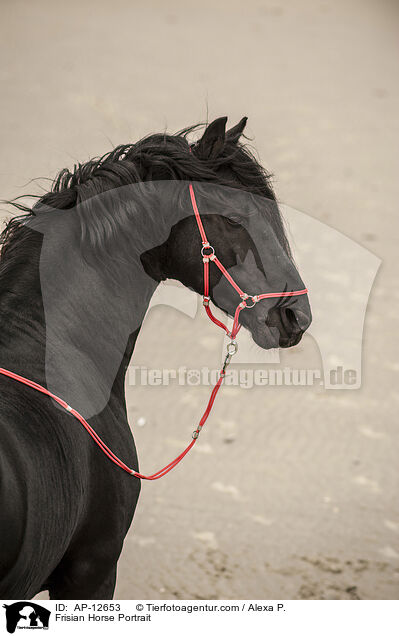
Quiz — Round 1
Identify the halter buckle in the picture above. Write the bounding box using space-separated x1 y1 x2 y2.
203 296 210 306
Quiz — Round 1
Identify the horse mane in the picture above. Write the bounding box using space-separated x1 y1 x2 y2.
0 123 291 271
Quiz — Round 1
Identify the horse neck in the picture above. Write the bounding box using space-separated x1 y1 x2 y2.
0 220 159 419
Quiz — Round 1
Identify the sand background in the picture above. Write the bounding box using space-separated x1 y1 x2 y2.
0 0 398 600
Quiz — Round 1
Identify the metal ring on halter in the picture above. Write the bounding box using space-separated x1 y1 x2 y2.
227 341 238 356
242 295 258 309
201 244 215 257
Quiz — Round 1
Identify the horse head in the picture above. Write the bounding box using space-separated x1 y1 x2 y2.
141 116 312 349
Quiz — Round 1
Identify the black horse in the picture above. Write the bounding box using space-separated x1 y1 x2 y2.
0 117 311 599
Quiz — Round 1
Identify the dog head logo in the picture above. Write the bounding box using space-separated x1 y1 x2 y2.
3 603 50 633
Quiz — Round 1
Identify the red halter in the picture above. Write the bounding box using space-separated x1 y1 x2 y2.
0 183 308 480
189 183 308 340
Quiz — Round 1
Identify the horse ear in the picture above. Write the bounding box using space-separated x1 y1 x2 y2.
226 117 248 143
195 116 227 160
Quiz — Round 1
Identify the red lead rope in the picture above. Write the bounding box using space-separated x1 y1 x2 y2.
0 183 308 480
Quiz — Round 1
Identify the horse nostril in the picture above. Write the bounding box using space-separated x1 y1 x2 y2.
265 306 302 334
265 306 311 337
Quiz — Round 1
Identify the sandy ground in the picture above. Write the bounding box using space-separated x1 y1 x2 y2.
1 0 398 600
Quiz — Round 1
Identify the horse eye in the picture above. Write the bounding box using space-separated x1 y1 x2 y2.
226 216 241 226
